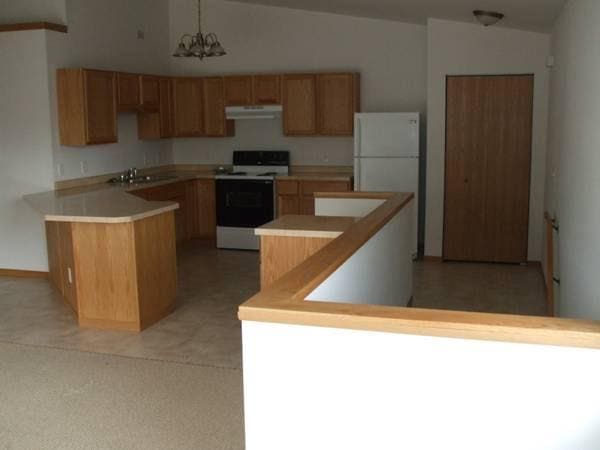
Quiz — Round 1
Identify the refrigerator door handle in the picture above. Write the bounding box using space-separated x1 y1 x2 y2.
354 116 361 158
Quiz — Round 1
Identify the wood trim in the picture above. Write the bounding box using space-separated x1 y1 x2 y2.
0 22 68 33
0 269 48 279
239 192 600 350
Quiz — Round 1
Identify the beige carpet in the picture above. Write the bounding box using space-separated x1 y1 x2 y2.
0 342 244 450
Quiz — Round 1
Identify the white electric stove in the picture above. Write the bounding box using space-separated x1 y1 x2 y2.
215 150 289 250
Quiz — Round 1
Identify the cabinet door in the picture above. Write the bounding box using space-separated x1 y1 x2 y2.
253 75 281 105
173 78 204 137
277 195 300 218
283 74 317 135
159 77 174 138
140 75 160 111
318 73 359 136
117 72 141 112
203 77 227 137
83 69 118 144
299 196 315 215
224 76 253 106
197 180 216 239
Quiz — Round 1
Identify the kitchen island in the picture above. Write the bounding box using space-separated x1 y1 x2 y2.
24 181 183 331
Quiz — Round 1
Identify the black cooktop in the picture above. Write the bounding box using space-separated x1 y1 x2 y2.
233 150 289 166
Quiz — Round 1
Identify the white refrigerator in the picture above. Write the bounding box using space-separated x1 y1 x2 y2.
354 112 420 255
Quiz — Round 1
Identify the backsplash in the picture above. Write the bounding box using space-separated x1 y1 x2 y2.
52 115 174 181
172 118 354 167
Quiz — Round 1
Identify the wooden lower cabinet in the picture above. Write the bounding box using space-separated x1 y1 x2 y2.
260 235 333 289
275 179 352 217
132 179 216 242
45 212 177 332
45 221 78 312
186 179 217 239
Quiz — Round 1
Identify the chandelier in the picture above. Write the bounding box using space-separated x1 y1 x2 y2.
173 0 226 59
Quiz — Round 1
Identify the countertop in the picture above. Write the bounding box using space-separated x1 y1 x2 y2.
276 172 353 182
24 170 214 224
255 214 359 239
24 167 353 224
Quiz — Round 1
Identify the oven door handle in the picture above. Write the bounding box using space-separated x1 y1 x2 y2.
225 193 231 207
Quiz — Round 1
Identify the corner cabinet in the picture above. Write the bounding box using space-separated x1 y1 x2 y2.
116 72 141 112
57 68 118 146
137 77 174 140
172 77 205 137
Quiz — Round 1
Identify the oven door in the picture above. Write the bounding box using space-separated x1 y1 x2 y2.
216 179 274 228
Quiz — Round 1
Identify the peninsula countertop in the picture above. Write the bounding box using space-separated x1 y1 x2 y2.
23 170 214 224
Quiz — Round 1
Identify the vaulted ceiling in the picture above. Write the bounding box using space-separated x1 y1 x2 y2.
228 0 567 32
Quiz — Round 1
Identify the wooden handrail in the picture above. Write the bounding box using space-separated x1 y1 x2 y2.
239 195 600 350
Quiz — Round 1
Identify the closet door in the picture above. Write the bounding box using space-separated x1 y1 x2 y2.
444 75 533 263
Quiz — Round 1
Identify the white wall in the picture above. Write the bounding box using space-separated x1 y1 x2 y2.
425 18 550 262
168 0 427 166
546 0 600 320
0 31 55 271
242 321 600 450
0 0 67 24
308 201 413 307
48 0 174 182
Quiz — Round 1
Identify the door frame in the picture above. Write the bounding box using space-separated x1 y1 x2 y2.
442 73 535 263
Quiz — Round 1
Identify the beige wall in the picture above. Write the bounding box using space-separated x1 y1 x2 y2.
0 30 55 271
48 0 174 182
425 18 550 261
168 0 427 167
0 0 67 24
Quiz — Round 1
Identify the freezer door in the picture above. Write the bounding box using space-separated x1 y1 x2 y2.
354 113 419 158
354 157 419 255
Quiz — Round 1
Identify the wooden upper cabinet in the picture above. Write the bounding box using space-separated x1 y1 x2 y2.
139 75 160 111
224 76 253 106
159 77 174 138
203 77 234 137
137 77 174 140
252 75 281 105
317 73 360 136
172 77 204 137
117 72 141 112
282 74 317 136
57 68 118 146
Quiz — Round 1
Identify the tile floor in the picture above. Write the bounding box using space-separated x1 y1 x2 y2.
0 243 546 370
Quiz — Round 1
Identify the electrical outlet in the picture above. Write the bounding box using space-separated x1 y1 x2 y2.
80 161 88 174
56 163 64 177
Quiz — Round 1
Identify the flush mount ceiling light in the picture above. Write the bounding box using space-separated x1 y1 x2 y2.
173 0 226 59
473 10 505 27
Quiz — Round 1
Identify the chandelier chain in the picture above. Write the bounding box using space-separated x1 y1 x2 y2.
197 0 202 34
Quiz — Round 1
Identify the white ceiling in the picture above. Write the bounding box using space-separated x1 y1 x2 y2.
227 0 567 32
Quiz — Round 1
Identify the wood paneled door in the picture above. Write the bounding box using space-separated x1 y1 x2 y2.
443 75 534 263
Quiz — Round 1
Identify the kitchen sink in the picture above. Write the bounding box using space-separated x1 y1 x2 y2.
108 174 179 184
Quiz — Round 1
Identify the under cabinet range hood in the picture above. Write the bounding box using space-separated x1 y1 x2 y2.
225 105 282 120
